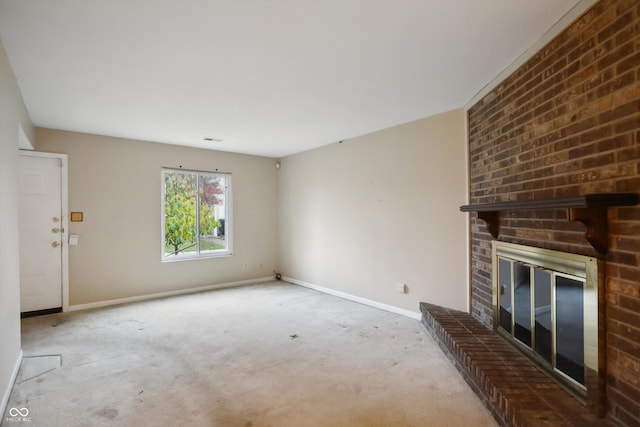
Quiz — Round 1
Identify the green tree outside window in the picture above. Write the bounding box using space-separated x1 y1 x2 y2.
162 169 230 259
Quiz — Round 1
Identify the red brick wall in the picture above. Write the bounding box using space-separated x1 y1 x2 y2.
467 0 640 424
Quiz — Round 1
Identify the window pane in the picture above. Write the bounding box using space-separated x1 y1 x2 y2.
498 258 512 333
513 262 531 347
534 268 552 363
199 175 227 252
164 172 197 257
162 168 231 261
556 275 584 385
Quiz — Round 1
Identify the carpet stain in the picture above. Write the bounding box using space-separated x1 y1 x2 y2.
95 407 118 420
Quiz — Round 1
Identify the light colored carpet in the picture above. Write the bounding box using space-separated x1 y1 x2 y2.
2 281 498 427
14 355 62 384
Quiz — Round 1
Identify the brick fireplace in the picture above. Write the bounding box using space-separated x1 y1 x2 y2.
461 0 639 425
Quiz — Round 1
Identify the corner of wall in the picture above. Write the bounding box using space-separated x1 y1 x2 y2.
18 124 34 150
0 351 23 419
464 0 600 110
0 36 30 422
463 110 472 314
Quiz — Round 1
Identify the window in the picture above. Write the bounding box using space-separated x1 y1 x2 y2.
161 168 231 261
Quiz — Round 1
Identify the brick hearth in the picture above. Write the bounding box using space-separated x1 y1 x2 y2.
420 302 614 427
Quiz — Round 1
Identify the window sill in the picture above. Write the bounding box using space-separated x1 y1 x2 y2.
161 251 233 263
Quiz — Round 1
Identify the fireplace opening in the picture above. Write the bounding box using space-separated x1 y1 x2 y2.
493 241 603 412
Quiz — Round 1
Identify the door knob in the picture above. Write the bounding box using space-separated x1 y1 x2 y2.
52 228 60 233
51 241 60 248
52 217 60 223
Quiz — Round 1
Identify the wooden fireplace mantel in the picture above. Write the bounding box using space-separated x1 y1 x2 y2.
460 193 640 255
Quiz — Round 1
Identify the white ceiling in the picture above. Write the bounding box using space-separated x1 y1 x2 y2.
0 0 584 158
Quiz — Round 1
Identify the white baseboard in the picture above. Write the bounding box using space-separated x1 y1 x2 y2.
67 276 275 312
284 277 421 320
1 350 23 420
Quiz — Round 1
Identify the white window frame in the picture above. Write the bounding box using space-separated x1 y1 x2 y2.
161 167 232 262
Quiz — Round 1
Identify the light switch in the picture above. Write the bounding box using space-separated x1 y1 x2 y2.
69 234 79 246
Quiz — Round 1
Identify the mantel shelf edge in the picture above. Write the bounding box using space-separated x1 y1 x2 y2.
460 193 639 255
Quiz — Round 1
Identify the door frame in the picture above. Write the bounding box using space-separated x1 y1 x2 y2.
18 150 69 312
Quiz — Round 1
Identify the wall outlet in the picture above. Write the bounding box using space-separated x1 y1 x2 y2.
397 283 407 294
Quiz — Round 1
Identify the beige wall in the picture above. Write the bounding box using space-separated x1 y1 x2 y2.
35 110 468 314
0 40 33 411
36 130 279 306
278 109 469 314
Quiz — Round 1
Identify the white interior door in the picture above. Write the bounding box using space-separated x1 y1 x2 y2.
19 155 63 313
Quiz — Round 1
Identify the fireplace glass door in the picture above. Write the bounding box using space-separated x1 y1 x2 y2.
492 241 599 402
497 259 585 386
